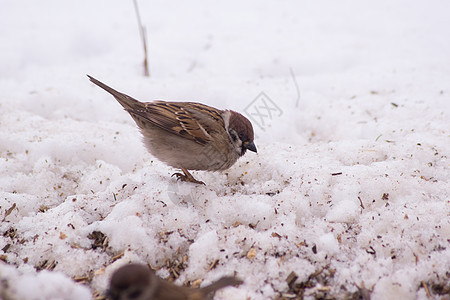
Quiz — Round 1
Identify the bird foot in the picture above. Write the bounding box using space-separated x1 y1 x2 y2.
172 168 205 185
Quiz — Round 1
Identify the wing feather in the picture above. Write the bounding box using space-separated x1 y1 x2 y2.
128 101 224 145
87 76 225 145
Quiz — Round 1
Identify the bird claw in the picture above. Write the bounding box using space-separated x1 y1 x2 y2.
171 169 205 185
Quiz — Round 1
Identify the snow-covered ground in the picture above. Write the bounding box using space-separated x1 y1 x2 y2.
1 1 449 299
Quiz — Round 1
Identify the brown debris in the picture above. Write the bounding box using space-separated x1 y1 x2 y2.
2 203 16 221
3 227 17 239
279 266 356 300
246 248 257 260
88 231 108 250
73 275 90 284
286 271 298 289
272 232 282 239
111 252 124 262
207 259 219 271
36 260 57 271
421 281 431 298
165 252 188 282
358 196 365 209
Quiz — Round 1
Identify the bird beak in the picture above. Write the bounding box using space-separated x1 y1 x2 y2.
244 141 257 153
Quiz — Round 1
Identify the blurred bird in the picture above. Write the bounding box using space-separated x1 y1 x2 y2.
108 263 242 300
88 75 257 184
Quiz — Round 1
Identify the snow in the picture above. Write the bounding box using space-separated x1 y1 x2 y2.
1 0 449 299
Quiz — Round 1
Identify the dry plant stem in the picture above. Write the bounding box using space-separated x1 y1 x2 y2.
290 67 301 108
142 26 149 77
133 0 150 77
421 281 431 298
358 196 365 209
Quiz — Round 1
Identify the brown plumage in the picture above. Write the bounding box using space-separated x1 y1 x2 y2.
88 75 256 184
108 263 242 300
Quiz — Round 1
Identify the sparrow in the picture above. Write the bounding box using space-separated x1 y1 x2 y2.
108 263 243 300
87 75 257 184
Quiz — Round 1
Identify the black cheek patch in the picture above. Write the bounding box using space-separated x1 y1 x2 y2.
230 131 238 142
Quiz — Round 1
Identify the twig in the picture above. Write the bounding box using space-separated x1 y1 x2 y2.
421 281 431 298
290 67 301 108
133 0 150 77
2 203 16 221
358 196 365 209
207 259 219 271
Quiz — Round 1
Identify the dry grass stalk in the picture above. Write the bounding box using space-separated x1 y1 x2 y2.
133 0 150 77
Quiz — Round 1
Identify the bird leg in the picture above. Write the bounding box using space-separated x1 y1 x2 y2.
172 168 205 185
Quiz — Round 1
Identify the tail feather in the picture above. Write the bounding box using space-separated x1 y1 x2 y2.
87 75 143 111
200 277 243 296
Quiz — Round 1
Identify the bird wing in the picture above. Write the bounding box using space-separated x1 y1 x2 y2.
131 101 225 145
87 75 225 145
